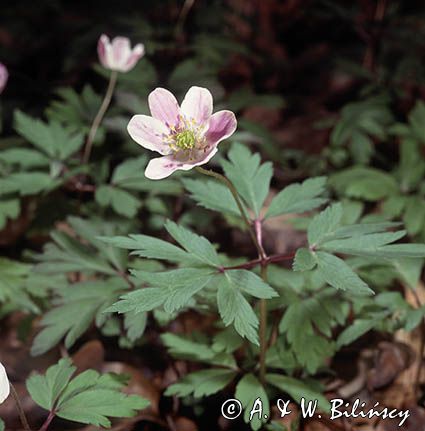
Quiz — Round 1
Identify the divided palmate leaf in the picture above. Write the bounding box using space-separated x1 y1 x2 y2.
31 279 127 356
221 143 273 217
235 374 270 431
26 358 149 427
183 177 240 217
108 267 215 314
266 177 327 218
165 368 236 398
14 110 84 160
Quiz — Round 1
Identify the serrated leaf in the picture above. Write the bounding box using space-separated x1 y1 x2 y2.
165 369 235 398
14 110 84 160
266 374 330 411
99 234 194 264
0 172 56 196
235 374 270 431
109 268 213 314
315 251 374 295
279 289 344 373
165 220 221 267
124 311 147 342
266 177 327 218
336 314 387 347
320 230 406 256
307 203 343 246
293 248 316 271
183 178 240 216
221 143 273 217
223 270 278 299
217 277 259 345
31 279 126 355
27 358 149 427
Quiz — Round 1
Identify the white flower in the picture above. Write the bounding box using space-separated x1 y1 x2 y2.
127 86 237 179
0 362 10 404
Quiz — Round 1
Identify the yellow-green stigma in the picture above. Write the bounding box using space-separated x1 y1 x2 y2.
175 129 196 150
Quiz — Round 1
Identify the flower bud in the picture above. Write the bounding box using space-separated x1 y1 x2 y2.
97 34 144 73
0 63 8 94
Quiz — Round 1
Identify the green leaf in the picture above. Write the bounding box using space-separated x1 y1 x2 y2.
222 270 278 299
0 199 20 230
99 234 194 264
279 289 344 373
0 258 58 314
165 220 221 267
320 230 407 256
403 197 425 236
293 248 316 271
109 268 214 314
221 143 273 217
183 178 240 217
266 177 327 218
337 314 388 347
0 172 56 196
315 251 374 295
165 369 235 398
31 279 126 355
266 374 330 411
392 258 423 289
34 218 128 276
329 167 398 201
217 276 259 345
0 148 50 168
161 333 215 361
124 311 147 342
96 185 141 218
307 203 343 246
14 110 84 160
27 358 76 410
235 374 270 431
27 358 149 427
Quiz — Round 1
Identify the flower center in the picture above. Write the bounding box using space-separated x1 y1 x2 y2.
175 130 196 150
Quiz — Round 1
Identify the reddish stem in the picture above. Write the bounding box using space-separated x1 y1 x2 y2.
221 251 296 271
39 411 55 431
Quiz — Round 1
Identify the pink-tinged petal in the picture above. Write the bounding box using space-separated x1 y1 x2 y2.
127 115 171 155
205 110 237 145
97 34 110 69
145 147 218 180
180 86 213 125
123 43 145 71
145 155 182 180
148 88 180 127
111 37 132 70
0 63 8 94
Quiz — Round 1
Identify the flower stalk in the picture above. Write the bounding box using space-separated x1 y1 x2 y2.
10 383 31 431
196 166 270 384
82 70 118 164
195 167 262 254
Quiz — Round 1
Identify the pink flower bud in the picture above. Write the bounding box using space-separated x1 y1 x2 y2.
97 34 145 73
0 362 10 404
0 63 8 94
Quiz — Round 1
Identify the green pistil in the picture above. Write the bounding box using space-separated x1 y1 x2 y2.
175 129 196 150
